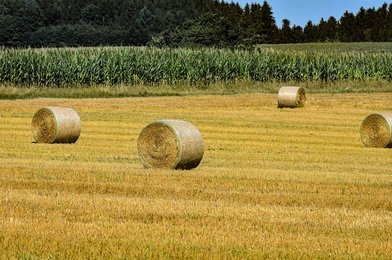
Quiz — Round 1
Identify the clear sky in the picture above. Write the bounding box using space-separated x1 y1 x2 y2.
234 0 391 27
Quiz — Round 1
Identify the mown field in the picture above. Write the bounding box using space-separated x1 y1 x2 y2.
1 93 392 258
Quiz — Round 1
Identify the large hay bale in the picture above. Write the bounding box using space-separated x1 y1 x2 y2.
31 106 81 143
360 112 392 148
137 119 204 170
278 86 306 108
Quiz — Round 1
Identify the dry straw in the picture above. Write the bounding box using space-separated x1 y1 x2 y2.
137 119 204 170
360 112 392 148
278 86 306 108
31 106 81 143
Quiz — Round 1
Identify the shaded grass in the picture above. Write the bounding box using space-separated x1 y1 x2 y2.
1 80 392 99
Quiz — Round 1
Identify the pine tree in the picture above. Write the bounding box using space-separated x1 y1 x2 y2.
325 16 338 41
279 19 291 43
388 4 392 41
240 3 254 39
339 11 356 42
260 0 277 43
304 21 316 42
375 3 389 41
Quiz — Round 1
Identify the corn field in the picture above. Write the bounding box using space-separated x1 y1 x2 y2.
0 46 391 87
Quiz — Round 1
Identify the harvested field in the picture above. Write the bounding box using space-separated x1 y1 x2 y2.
0 93 392 258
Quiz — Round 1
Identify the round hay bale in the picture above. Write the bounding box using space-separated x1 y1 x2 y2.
360 112 392 148
278 86 306 108
31 106 81 144
137 119 204 170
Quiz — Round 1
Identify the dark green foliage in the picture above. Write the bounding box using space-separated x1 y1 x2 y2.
0 0 43 46
164 12 240 48
0 0 218 47
0 0 391 47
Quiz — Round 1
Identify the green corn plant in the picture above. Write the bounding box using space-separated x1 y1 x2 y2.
0 46 391 87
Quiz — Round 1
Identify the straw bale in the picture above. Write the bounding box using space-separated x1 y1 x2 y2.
31 106 81 143
278 86 306 108
137 119 204 169
360 112 392 148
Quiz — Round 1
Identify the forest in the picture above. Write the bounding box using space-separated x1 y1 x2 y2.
0 0 392 47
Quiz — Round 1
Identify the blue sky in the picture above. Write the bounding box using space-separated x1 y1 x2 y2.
233 0 391 27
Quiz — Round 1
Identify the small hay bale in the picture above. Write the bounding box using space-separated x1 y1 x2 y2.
278 86 306 108
360 112 392 148
137 119 204 170
31 106 81 144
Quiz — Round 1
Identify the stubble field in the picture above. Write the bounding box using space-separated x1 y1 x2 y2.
1 92 392 258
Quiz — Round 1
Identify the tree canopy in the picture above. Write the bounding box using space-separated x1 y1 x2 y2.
0 0 391 47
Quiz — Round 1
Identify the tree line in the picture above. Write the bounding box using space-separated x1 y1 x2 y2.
0 0 391 48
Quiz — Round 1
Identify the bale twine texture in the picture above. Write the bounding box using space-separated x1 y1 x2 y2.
31 106 81 143
278 86 306 108
360 112 392 148
137 119 204 170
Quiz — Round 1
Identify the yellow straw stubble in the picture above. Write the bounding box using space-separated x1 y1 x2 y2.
137 119 204 170
31 106 81 144
278 86 306 108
